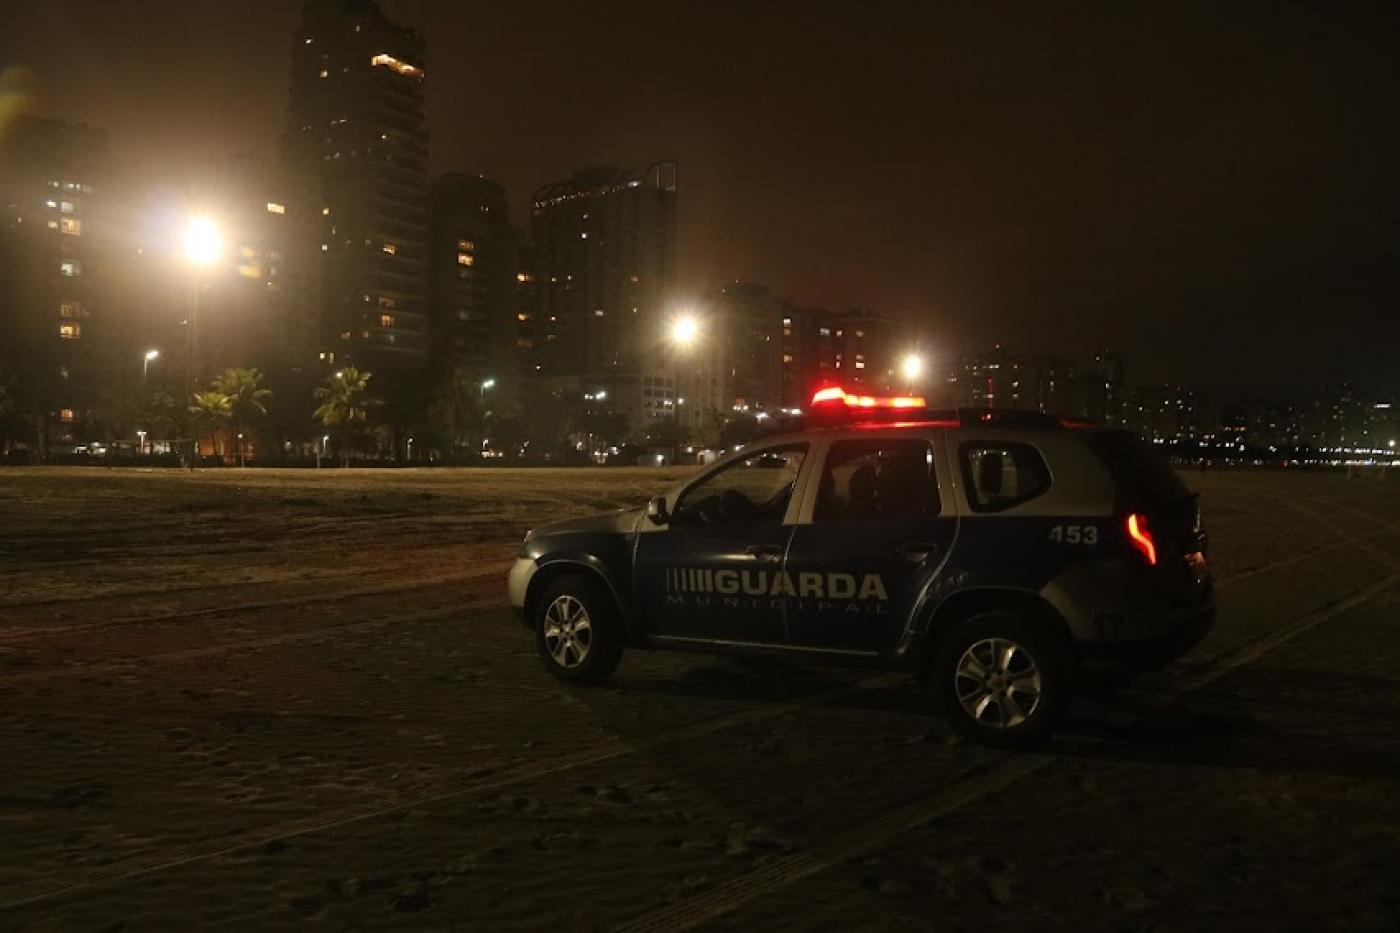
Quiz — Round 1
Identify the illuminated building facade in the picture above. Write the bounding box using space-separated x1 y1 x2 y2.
530 162 679 425
284 0 430 382
678 282 783 434
0 116 113 454
428 174 525 403
1127 384 1196 442
779 304 836 407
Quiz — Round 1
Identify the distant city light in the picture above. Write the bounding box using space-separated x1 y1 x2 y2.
144 349 160 361
182 216 223 267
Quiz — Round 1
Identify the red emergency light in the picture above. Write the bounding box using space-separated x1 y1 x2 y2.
810 387 927 410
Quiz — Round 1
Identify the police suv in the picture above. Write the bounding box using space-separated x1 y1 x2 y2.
508 388 1213 746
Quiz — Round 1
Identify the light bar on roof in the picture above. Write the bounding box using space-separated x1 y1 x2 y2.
810 387 927 409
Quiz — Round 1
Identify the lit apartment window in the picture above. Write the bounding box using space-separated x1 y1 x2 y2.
854 361 866 369
321 206 330 216
516 313 530 322
782 353 794 364
319 69 329 78
266 202 286 214
379 314 395 328
382 242 397 255
59 260 81 276
46 220 58 229
59 302 80 319
59 323 81 339
59 408 75 422
60 201 75 214
378 295 396 309
457 239 474 251
370 53 424 79
516 272 532 283
60 218 81 235
457 252 473 266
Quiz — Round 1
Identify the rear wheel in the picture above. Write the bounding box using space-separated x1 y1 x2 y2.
533 574 623 685
935 611 1071 748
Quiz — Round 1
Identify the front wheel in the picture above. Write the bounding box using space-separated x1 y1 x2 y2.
533 574 623 685
934 611 1072 748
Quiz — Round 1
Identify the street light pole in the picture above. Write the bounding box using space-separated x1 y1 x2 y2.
668 312 700 465
181 215 222 469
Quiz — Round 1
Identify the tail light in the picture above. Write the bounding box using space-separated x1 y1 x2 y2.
1126 513 1157 566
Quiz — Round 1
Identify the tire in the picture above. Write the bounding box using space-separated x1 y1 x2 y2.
533 573 623 685
934 610 1072 748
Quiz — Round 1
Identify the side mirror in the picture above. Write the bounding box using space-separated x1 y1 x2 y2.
646 495 670 526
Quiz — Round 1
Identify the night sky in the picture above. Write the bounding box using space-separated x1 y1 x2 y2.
3 1 1397 397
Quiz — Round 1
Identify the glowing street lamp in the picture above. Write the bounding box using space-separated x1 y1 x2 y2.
670 315 699 348
480 377 496 402
182 216 223 267
901 352 925 383
143 348 160 380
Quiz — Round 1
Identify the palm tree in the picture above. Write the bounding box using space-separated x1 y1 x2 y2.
427 367 485 461
211 368 272 466
189 390 230 459
313 367 377 466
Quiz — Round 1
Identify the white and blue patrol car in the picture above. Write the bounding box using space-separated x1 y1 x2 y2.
508 388 1213 746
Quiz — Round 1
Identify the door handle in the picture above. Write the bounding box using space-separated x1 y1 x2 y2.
744 545 784 563
895 541 939 559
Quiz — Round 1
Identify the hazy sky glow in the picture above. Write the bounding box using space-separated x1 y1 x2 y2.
3 1 1396 396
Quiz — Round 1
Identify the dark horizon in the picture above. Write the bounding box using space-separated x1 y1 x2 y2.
3 0 1397 398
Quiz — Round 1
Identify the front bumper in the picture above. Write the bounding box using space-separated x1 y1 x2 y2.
507 557 536 621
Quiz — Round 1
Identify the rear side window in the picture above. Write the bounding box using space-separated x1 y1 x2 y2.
1081 430 1188 506
960 442 1051 513
815 438 939 521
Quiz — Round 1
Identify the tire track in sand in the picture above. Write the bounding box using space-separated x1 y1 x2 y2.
0 560 511 643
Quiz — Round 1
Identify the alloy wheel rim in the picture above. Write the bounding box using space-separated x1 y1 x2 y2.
543 595 592 669
953 637 1042 729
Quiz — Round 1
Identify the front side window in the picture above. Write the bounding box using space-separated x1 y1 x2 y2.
960 442 1051 512
673 445 807 526
815 438 939 522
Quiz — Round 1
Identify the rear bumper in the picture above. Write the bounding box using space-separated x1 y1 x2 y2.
1081 602 1215 671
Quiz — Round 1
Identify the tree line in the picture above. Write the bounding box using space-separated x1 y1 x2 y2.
0 363 758 465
